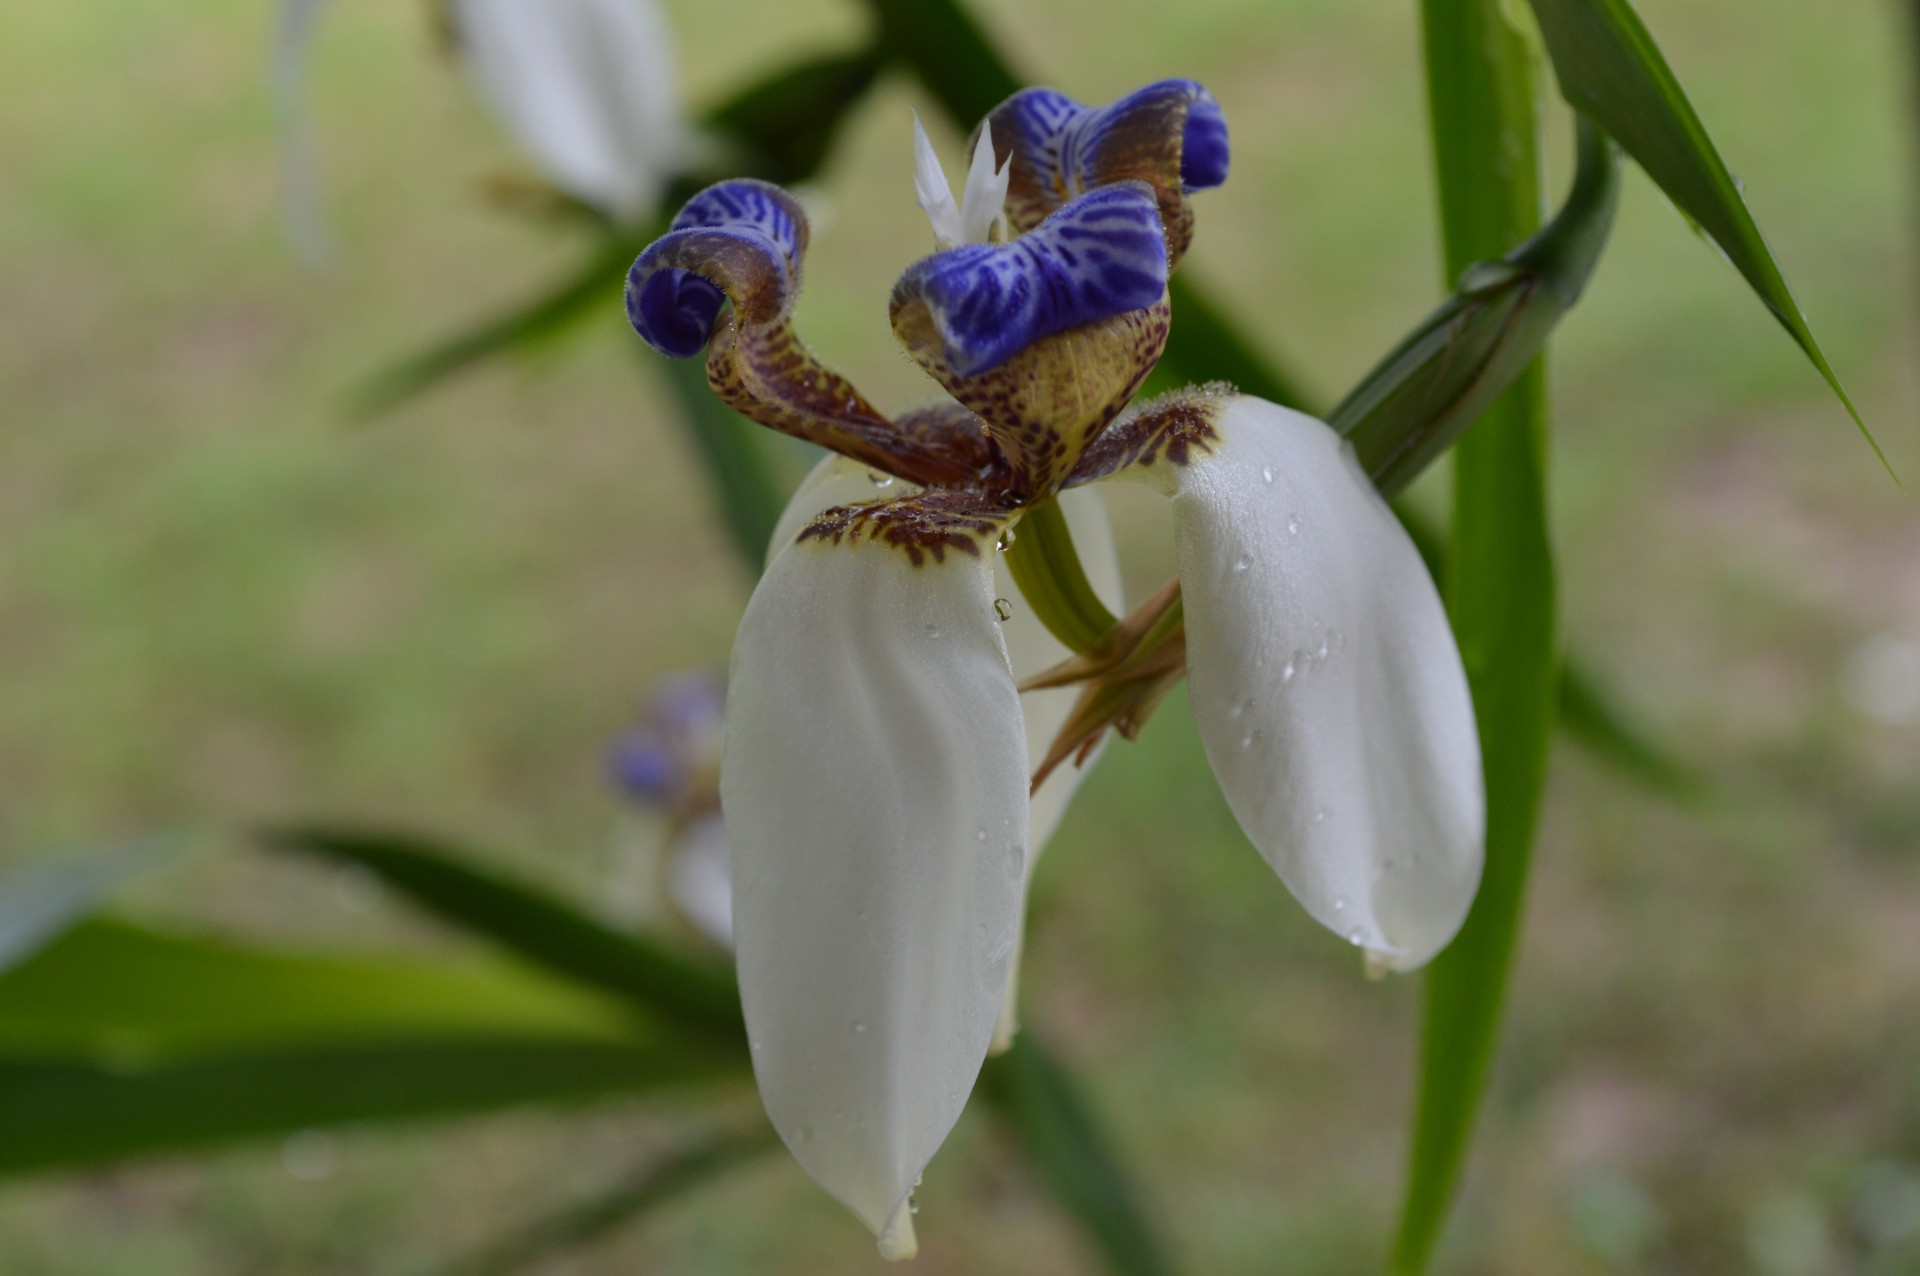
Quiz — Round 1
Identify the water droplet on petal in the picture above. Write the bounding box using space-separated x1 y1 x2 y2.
924 623 941 639
1346 927 1365 946
993 597 1013 622
995 528 1016 552
1331 895 1346 913
908 1192 920 1215
1363 949 1395 981
1287 515 1300 535
1261 465 1275 483
1313 805 1329 824
867 469 895 488
1006 843 1025 877
1239 728 1264 750
975 827 988 842
1233 554 1250 572
1316 637 1330 660
1280 660 1296 683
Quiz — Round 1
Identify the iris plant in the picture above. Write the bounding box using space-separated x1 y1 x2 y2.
626 80 1484 1258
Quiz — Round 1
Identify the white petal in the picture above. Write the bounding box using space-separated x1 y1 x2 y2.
1136 397 1483 971
989 487 1121 1049
451 0 682 218
957 123 1011 245
725 517 1028 1242
768 458 1121 1048
272 0 334 266
911 112 965 249
666 814 732 947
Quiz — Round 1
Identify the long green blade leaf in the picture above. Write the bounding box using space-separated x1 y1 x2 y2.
264 827 746 1043
0 917 643 1061
0 1038 731 1179
429 1127 778 1276
1393 3 1557 1272
1526 0 1886 472
980 1032 1177 1276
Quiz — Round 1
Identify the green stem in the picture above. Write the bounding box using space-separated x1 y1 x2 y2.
1002 498 1120 653
1390 3 1557 1274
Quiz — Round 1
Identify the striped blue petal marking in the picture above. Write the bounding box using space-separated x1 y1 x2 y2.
1000 78 1229 198
626 180 808 358
893 183 1167 378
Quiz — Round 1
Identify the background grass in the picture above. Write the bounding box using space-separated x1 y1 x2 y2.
1 0 1917 1271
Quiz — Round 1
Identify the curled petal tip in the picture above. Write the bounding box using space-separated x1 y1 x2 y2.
626 265 726 357
1180 90 1229 190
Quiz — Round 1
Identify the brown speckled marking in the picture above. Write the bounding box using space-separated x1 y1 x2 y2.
796 488 1011 568
708 322 987 489
891 293 1171 499
1065 382 1232 485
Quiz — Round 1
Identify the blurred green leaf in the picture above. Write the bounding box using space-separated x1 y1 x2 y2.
862 0 1021 121
1333 119 1619 497
0 1038 733 1179
0 842 170 975
428 1126 779 1276
264 827 746 1043
1392 3 1558 1273
1526 0 1887 473
353 43 887 417
0 917 642 1061
705 45 886 185
981 1032 1177 1276
655 355 795 572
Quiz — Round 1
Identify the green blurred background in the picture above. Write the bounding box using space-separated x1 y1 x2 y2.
2 0 1917 1271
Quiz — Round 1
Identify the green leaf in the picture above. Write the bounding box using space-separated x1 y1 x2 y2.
655 354 796 573
1002 497 1120 652
0 917 643 1062
263 827 747 1044
428 1127 778 1276
1332 119 1620 498
351 233 648 418
0 841 171 975
1525 0 1888 473
0 1038 731 1179
861 0 1021 123
1392 3 1558 1273
980 1032 1178 1276
704 46 886 186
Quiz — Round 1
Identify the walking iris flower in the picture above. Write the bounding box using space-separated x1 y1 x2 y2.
626 80 1484 1258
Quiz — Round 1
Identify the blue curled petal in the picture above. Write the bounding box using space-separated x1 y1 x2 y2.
892 183 1167 378
994 78 1229 205
669 179 807 270
625 179 809 358
1180 92 1230 191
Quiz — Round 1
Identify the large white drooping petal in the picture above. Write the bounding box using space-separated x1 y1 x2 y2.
451 0 683 219
1136 397 1483 971
768 456 1121 1047
726 511 1029 1257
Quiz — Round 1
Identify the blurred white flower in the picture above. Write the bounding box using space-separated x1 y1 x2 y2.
276 0 686 261
1838 633 1920 726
